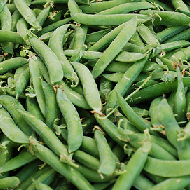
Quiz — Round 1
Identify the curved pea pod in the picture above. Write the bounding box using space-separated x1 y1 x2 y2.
0 57 27 74
117 92 158 136
29 56 46 117
0 30 25 44
29 36 63 84
41 80 60 130
26 97 45 122
14 0 41 30
39 17 72 35
92 17 137 79
94 114 124 146
71 13 149 26
0 106 29 144
28 137 95 190
75 163 116 183
127 77 190 105
73 150 100 171
0 95 33 136
115 51 146 62
149 97 164 131
172 66 187 123
15 165 52 190
94 129 116 176
0 5 13 54
138 24 159 47
144 156 190 177
141 10 190 25
57 81 90 109
0 177 20 189
0 150 36 174
112 134 151 190
151 176 190 190
25 168 56 190
18 109 73 165
97 2 155 15
157 99 190 160
71 62 102 114
106 56 148 111
156 25 188 43
35 182 53 190
56 88 83 153
48 24 79 85
16 18 29 43
172 0 190 15
15 64 30 99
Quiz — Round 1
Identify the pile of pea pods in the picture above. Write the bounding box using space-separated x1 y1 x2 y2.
2 0 190 189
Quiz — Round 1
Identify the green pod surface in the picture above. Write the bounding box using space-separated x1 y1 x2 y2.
0 106 29 144
29 36 63 84
14 0 41 30
29 137 95 190
0 57 27 74
56 88 83 153
95 129 116 176
0 177 20 189
92 17 137 78
71 62 102 114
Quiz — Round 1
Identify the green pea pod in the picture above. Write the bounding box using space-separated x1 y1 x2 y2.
28 137 95 190
15 165 52 190
18 109 73 165
0 57 27 74
97 2 155 15
35 182 53 190
112 135 151 190
48 24 79 85
0 30 25 44
92 17 137 78
29 56 46 117
0 5 14 54
14 0 41 30
0 95 33 136
56 88 83 153
95 129 116 176
151 176 190 190
41 80 60 130
0 150 36 174
29 36 63 84
144 156 190 177
25 168 56 190
71 62 102 114
117 92 158 136
73 150 100 171
0 177 20 189
0 106 29 144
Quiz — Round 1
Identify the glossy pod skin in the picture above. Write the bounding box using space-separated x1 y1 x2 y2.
29 36 63 84
29 137 95 190
56 88 83 153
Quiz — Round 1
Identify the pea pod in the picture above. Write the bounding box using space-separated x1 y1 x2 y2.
95 128 116 176
92 17 137 78
56 88 83 153
112 134 151 190
29 36 63 84
29 136 95 190
0 106 29 144
71 62 102 114
14 0 41 30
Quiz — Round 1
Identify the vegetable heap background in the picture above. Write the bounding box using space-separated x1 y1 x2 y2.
1 0 190 189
